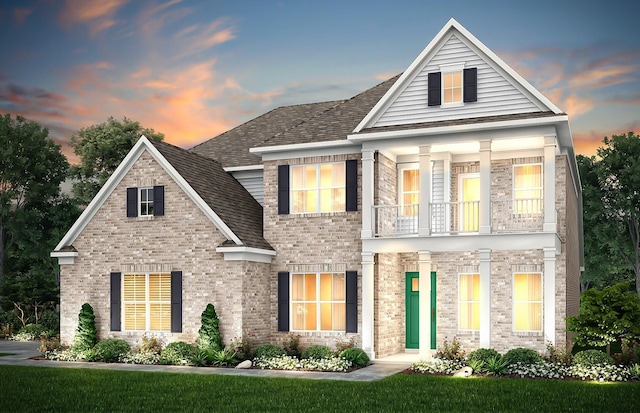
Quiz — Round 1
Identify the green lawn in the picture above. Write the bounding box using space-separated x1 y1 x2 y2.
0 353 16 357
1 366 638 412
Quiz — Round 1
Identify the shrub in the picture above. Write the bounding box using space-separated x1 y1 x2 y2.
435 336 465 361
229 334 255 361
191 350 209 367
629 363 640 380
91 339 131 363
39 310 60 334
545 341 573 366
137 334 163 354
254 355 298 370
612 338 639 366
160 341 198 365
301 345 334 360
0 310 20 336
39 332 61 353
207 347 239 367
12 324 46 341
197 304 222 350
73 303 96 351
339 348 369 367
573 349 614 367
467 348 501 372
502 347 543 366
485 355 509 375
410 359 465 374
300 357 352 372
282 333 301 358
254 344 286 359
335 335 357 354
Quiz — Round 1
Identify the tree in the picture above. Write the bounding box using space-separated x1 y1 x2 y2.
0 114 69 279
577 155 633 290
73 303 97 351
197 303 222 350
596 132 640 297
567 282 640 355
69 117 164 205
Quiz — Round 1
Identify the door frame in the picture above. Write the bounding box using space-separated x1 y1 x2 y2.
405 271 437 350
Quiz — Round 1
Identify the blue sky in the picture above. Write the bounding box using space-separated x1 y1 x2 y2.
1 0 639 160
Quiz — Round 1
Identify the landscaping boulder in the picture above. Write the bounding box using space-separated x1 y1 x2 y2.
453 366 473 377
236 360 252 369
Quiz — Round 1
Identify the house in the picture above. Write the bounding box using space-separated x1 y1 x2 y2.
52 18 582 360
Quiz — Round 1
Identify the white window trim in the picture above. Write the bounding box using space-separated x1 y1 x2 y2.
290 272 346 332
139 187 154 217
512 163 543 215
512 272 543 333
458 273 480 332
122 272 171 332
290 162 346 214
440 62 465 108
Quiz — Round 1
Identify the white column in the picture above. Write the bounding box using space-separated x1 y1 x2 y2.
418 250 432 359
418 145 432 237
361 149 375 238
543 136 557 232
479 249 491 348
361 252 376 359
543 247 557 346
479 140 492 234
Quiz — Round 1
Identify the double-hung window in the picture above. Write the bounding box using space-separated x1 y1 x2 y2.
459 273 480 330
513 272 542 332
513 164 542 214
291 273 346 331
123 273 171 331
441 64 464 106
291 163 345 213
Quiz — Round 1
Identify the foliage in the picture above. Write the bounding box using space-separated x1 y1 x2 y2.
12 323 47 341
502 347 543 367
544 341 573 366
206 347 239 367
629 364 640 380
73 303 97 351
335 334 357 354
197 303 222 351
253 355 298 370
69 116 164 205
253 344 286 359
282 333 301 358
89 339 131 363
300 357 352 372
39 332 61 353
467 348 501 372
573 350 614 367
136 334 163 354
339 348 369 367
435 336 466 361
410 358 465 375
120 351 160 365
568 363 630 382
485 355 509 376
160 341 197 365
0 310 20 335
567 282 640 353
229 334 255 361
613 338 639 366
38 310 60 334
301 345 334 360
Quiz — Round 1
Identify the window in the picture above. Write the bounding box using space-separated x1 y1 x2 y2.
127 186 164 217
291 163 345 213
428 66 477 106
123 273 171 331
400 168 419 216
291 273 345 331
459 273 480 330
513 273 542 331
443 71 462 104
513 164 542 213
139 187 154 216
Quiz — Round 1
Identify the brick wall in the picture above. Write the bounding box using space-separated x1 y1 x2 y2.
562 156 582 343
374 252 404 358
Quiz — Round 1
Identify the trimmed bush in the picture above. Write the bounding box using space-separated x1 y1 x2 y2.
573 349 614 367
39 310 60 334
467 348 501 372
207 347 239 367
301 345 333 360
198 304 222 350
160 342 198 365
73 303 96 351
13 324 47 341
339 348 369 367
90 339 131 363
502 347 543 366
254 344 286 359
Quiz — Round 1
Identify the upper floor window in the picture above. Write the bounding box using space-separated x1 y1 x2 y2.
291 163 345 213
399 166 419 216
442 64 464 105
139 187 154 216
127 186 164 217
513 164 542 214
513 272 542 332
428 65 477 107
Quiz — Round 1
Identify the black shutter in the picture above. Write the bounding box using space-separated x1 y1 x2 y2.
463 68 477 103
345 159 358 212
278 165 290 215
110 272 121 331
153 185 164 216
428 72 441 106
277 272 290 331
345 271 358 333
126 187 138 217
171 271 182 333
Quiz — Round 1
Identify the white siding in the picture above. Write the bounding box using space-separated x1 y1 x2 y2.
374 34 541 128
237 176 264 206
432 160 444 203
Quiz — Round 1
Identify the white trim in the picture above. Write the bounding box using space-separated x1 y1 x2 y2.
354 18 562 133
250 139 356 155
215 246 276 264
53 135 243 252
50 251 78 265
223 165 264 172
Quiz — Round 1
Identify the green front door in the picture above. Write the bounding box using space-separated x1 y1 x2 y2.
405 272 420 349
406 271 437 350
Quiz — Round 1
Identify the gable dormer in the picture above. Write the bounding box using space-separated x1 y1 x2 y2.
355 18 563 132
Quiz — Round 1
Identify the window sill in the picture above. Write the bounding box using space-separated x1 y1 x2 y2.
441 102 464 109
512 330 543 336
288 211 350 218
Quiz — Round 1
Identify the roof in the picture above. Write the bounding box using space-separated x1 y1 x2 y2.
190 101 342 168
148 139 273 250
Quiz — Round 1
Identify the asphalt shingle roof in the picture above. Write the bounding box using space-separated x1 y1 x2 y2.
149 139 273 251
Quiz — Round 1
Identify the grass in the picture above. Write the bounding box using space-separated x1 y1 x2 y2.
1 366 639 412
0 353 16 357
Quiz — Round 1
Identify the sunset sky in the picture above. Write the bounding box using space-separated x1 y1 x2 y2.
1 0 639 161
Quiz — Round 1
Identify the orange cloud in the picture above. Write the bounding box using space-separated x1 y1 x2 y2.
58 0 129 36
570 65 636 89
562 94 595 118
573 123 640 156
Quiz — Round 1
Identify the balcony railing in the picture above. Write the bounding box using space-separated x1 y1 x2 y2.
372 198 544 237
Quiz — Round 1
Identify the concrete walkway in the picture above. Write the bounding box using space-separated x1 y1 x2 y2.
0 341 410 382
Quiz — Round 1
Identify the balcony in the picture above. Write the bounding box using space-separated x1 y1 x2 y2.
372 198 545 237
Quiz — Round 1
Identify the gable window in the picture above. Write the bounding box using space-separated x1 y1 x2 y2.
513 272 542 332
291 163 345 213
443 68 463 105
513 164 542 214
291 272 346 331
139 187 154 216
127 186 164 217
123 273 171 331
459 273 480 330
428 66 477 107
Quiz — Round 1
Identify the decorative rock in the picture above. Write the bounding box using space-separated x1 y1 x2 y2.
453 366 473 377
235 360 252 369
